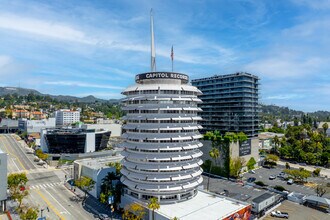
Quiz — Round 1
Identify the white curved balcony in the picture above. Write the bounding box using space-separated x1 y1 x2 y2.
118 141 202 151
122 158 203 170
121 149 203 161
122 96 202 103
121 176 203 193
121 167 202 183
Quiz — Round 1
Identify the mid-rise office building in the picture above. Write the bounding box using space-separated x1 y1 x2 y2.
191 72 259 137
120 72 204 204
18 118 56 134
40 128 111 154
55 109 80 126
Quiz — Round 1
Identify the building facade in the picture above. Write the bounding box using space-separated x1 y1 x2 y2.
191 72 259 137
55 109 80 126
18 118 56 134
73 155 123 198
0 150 8 212
120 72 204 204
40 128 111 154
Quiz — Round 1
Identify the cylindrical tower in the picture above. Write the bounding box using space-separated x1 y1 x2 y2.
120 72 204 204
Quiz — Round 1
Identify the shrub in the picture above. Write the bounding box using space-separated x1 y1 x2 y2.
273 185 286 192
201 159 211 172
247 157 257 170
313 168 321 176
285 162 290 169
212 166 226 176
255 181 267 187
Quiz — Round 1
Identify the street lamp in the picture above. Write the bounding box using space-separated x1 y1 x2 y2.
40 207 49 218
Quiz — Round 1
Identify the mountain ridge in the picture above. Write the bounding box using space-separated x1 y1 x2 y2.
0 86 118 103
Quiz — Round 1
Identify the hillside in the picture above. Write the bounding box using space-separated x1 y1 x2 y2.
0 87 117 103
260 104 330 122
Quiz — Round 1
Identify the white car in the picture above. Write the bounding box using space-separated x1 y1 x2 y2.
271 210 289 218
249 170 256 174
287 179 294 185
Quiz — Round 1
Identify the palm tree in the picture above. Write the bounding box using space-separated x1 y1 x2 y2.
101 172 117 195
322 122 329 135
273 135 280 155
148 197 160 220
207 147 220 191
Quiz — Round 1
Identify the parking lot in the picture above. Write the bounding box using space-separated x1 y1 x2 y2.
263 200 329 220
202 175 280 203
243 166 330 197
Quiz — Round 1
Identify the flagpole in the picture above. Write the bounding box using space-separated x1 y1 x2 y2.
171 45 174 72
172 58 173 72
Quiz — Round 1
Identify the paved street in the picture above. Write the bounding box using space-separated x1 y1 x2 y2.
0 134 36 172
263 200 330 220
0 134 105 220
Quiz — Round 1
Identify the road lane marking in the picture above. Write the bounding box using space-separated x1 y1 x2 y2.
0 136 27 170
44 189 72 216
11 158 21 171
35 189 65 220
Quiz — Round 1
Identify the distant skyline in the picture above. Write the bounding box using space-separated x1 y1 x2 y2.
0 0 329 112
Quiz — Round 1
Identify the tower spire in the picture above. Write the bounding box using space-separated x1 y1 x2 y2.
150 8 156 72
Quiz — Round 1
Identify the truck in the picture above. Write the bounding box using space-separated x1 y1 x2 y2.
271 210 289 218
251 193 276 214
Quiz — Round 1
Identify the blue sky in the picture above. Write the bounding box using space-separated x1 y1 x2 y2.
0 0 329 112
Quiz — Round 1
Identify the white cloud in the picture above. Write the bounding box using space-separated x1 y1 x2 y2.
0 13 94 44
244 56 327 79
44 81 125 90
0 55 11 68
265 94 304 100
291 0 330 10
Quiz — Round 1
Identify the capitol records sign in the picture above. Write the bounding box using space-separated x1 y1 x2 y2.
135 72 189 83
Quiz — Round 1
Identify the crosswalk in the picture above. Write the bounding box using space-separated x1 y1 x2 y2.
29 182 62 190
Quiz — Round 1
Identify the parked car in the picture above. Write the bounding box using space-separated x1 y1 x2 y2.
269 175 276 180
26 150 34 154
271 210 289 218
277 172 285 178
98 213 110 220
249 170 256 174
287 179 294 185
34 157 40 162
37 161 46 166
247 177 256 183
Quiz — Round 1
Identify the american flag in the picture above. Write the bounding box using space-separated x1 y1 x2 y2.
171 46 174 61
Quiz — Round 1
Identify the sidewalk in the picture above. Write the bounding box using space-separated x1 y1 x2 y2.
64 182 121 219
0 214 8 220
278 161 330 177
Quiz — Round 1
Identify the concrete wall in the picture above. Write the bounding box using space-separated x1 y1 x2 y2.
0 151 8 201
201 138 260 167
75 161 118 198
85 133 96 153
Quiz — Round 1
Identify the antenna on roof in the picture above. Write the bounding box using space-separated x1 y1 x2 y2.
150 8 156 72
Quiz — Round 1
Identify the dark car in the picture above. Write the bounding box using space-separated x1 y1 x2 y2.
247 177 256 183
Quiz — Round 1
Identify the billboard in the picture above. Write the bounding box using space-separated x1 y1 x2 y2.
222 205 251 220
239 139 251 156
